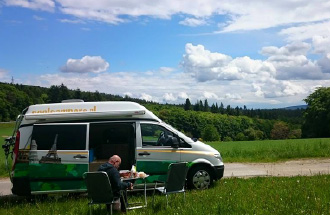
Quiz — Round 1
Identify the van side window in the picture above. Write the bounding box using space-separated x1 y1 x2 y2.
31 124 87 150
141 124 175 147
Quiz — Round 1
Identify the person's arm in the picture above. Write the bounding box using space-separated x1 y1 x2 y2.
111 168 131 190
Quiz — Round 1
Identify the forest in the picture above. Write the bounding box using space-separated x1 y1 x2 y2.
1 82 328 141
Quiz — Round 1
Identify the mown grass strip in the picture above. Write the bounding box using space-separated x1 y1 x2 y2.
208 138 330 162
1 175 330 215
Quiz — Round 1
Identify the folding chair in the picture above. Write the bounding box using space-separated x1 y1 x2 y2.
152 162 189 207
84 171 117 215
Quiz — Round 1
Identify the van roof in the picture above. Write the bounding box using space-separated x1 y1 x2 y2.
22 101 161 123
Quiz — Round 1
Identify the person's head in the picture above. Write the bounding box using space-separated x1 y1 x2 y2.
109 155 121 169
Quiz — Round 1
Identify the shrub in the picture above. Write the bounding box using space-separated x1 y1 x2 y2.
223 136 233 142
235 132 247 141
202 125 220 141
289 129 302 139
270 122 290 139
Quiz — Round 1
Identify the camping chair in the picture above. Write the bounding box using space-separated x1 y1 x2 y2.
84 171 121 215
152 162 189 207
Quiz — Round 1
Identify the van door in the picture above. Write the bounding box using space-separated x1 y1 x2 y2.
28 123 89 194
88 122 136 171
136 122 180 181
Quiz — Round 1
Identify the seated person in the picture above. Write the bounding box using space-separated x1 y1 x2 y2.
98 155 133 212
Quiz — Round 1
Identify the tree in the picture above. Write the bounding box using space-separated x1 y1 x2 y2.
201 125 220 141
302 87 330 138
270 122 290 139
219 102 225 114
184 98 192 111
289 129 302 139
203 99 209 112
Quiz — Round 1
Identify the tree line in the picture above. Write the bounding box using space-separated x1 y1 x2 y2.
183 98 304 125
1 82 329 140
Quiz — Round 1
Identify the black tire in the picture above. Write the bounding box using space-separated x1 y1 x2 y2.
187 165 213 189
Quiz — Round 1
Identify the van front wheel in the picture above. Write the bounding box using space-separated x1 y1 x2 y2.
187 166 213 189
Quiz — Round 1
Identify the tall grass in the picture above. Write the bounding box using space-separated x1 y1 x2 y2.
1 175 330 215
209 138 330 162
0 122 15 177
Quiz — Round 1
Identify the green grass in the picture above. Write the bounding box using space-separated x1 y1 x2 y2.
208 138 330 163
1 175 330 215
0 122 15 177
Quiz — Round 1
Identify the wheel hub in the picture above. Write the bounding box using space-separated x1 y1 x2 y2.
192 170 210 189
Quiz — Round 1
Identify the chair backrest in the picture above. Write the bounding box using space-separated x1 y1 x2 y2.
84 171 114 204
165 162 189 193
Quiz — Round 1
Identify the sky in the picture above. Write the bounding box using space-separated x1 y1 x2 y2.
0 0 330 109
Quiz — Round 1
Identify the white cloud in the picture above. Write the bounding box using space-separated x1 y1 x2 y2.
179 18 208 27
159 67 175 75
33 15 45 21
225 93 241 100
182 43 330 101
5 0 330 35
261 42 330 80
60 56 109 73
178 92 189 99
313 35 330 54
124 92 133 98
261 42 311 56
0 68 9 79
318 54 330 73
59 19 85 24
203 91 219 100
279 21 330 42
183 43 276 82
163 93 176 102
5 0 55 12
140 93 153 101
219 1 330 32
30 65 330 108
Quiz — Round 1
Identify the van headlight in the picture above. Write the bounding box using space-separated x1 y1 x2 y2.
214 153 222 161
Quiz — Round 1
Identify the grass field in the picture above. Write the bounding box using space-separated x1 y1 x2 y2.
209 138 330 163
1 122 330 214
1 175 330 215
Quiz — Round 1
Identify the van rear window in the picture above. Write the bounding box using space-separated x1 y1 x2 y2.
31 124 87 150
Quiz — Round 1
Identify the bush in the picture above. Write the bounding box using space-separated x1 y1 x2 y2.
270 122 290 139
202 125 220 141
235 132 247 141
289 129 302 139
223 136 233 142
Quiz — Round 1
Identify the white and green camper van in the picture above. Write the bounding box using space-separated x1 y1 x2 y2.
7 101 224 196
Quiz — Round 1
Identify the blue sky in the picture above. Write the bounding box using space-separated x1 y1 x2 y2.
1 1 330 108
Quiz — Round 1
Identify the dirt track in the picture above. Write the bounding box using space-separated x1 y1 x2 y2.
224 158 330 178
1 158 330 196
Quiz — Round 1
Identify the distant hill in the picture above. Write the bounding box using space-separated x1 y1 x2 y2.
283 105 308 110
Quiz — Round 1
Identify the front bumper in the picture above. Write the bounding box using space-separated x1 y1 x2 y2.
213 165 224 180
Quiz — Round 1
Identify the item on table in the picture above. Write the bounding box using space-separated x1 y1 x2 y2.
138 172 147 178
120 170 130 178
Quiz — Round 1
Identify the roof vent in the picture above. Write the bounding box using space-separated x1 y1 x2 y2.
61 99 84 103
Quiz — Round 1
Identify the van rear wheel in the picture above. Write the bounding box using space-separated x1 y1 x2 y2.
187 166 213 189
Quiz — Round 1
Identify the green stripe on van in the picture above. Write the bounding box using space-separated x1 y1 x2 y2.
14 163 88 192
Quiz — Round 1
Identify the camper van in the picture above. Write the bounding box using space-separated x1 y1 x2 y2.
8 101 224 196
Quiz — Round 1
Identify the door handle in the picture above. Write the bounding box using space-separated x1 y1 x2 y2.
74 154 87 159
138 151 150 156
